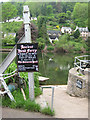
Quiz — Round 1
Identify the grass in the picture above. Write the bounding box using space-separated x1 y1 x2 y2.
41 107 55 116
2 88 41 112
2 88 55 116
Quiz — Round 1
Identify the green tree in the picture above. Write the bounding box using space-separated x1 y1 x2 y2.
36 37 45 50
12 2 24 17
46 5 53 16
2 2 17 22
73 29 80 39
66 11 71 20
41 4 47 16
58 13 67 23
61 2 75 12
37 16 48 43
72 3 88 26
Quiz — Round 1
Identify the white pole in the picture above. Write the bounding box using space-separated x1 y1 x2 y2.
51 87 54 112
23 5 34 101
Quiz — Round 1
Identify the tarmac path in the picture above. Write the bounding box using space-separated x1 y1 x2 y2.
2 107 53 118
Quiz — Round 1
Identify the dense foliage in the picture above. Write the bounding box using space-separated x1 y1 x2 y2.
72 3 88 27
1 2 88 52
1 2 88 27
55 34 88 53
2 21 23 33
2 2 17 22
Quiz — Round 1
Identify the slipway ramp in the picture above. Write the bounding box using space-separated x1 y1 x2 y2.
0 35 25 74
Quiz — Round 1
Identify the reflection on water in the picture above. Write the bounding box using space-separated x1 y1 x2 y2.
38 52 75 85
1 51 84 85
59 64 70 70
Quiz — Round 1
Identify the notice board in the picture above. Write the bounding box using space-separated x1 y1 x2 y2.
17 43 39 72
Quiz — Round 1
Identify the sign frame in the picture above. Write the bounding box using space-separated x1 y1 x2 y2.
16 43 39 72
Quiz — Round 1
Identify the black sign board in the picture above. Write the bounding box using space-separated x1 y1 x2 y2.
17 43 39 72
76 80 82 89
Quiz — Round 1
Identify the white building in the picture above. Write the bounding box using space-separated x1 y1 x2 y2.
61 27 72 34
31 17 37 21
74 26 89 40
6 16 23 23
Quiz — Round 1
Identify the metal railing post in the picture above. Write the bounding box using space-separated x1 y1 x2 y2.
51 87 54 112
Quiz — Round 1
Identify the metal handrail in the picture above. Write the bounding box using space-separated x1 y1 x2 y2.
74 55 90 73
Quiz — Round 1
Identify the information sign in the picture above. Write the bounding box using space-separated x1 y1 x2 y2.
76 80 82 89
17 43 39 72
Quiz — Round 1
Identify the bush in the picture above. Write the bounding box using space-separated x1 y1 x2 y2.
49 21 58 26
36 37 45 50
55 34 88 53
2 35 15 45
47 46 54 51
4 61 17 84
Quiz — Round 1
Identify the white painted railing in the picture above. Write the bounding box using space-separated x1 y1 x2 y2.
74 55 90 74
0 70 17 101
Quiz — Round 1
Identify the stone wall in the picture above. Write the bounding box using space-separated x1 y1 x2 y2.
67 68 88 98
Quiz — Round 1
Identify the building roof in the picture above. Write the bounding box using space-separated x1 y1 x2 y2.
49 35 59 39
78 27 88 32
47 30 61 35
75 26 89 32
61 27 72 30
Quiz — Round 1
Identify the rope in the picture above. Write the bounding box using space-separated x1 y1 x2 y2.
4 73 18 80
0 69 17 76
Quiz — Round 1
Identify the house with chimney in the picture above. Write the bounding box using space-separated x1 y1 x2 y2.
47 30 61 43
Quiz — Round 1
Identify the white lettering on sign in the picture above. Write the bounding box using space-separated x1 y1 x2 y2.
76 80 82 89
21 45 33 49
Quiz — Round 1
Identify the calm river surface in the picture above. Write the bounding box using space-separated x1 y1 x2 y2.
0 52 84 85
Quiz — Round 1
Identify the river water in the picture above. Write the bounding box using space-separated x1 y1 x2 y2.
0 52 84 85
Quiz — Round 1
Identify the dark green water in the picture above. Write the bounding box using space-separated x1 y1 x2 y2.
0 52 84 85
38 52 76 85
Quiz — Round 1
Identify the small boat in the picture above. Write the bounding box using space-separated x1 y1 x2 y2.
38 76 49 82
